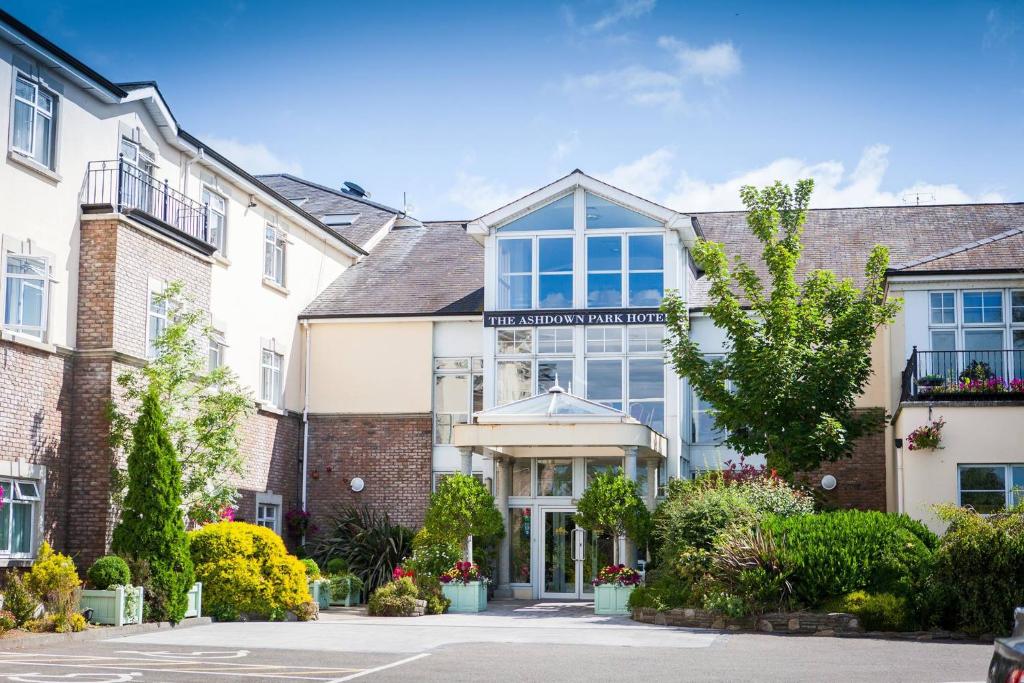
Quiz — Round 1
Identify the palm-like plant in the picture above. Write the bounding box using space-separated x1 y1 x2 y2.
308 505 414 593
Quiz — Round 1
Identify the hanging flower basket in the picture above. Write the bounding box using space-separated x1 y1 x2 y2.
907 418 945 451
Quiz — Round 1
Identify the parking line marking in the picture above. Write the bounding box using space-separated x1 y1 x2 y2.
326 653 431 682
0 660 361 681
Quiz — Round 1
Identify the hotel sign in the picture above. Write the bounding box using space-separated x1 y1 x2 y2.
484 308 666 328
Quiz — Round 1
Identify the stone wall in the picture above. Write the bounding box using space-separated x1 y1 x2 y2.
305 413 433 530
633 607 863 636
797 408 888 511
234 409 302 527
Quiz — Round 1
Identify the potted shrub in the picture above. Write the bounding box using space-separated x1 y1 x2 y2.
916 374 945 392
439 561 487 613
592 564 641 615
79 555 144 627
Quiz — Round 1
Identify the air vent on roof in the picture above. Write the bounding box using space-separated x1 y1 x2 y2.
323 213 360 227
343 181 369 198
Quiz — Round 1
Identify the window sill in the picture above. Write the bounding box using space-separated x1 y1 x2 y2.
257 401 287 416
262 277 289 296
213 253 231 268
7 150 61 183
0 329 57 354
0 556 35 568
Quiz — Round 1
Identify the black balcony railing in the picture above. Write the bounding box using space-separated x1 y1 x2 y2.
900 347 1024 403
83 157 212 249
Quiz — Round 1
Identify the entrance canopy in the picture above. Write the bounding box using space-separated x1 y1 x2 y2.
452 385 667 460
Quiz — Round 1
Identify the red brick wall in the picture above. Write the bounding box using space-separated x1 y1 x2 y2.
797 409 888 511
306 413 433 532
0 341 74 554
233 409 301 526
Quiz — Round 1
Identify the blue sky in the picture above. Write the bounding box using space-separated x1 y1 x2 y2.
8 1 1023 219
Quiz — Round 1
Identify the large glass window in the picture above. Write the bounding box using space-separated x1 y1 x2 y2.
497 239 532 309
538 238 573 309
628 358 665 433
538 359 573 392
11 75 56 169
497 328 533 354
628 325 664 353
1013 291 1024 323
508 507 532 583
4 255 48 339
963 291 1003 324
586 458 622 484
585 192 658 229
964 329 1005 377
497 360 532 405
692 389 727 443
628 235 664 306
958 465 1024 513
260 348 283 406
146 282 168 359
511 459 532 496
264 226 286 286
203 188 227 253
929 292 955 325
433 358 483 444
0 478 39 556
537 459 573 496
497 194 574 232
537 327 572 354
586 358 622 411
587 236 623 308
586 326 623 353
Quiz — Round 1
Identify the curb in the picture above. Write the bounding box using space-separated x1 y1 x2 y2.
1 616 213 649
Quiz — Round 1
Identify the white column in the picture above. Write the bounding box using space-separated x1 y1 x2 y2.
495 457 511 596
459 447 473 476
645 460 658 510
622 446 638 568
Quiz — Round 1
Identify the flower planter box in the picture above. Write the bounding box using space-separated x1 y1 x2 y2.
926 392 1024 401
79 586 144 626
441 581 487 613
329 581 362 607
594 584 634 615
309 579 332 610
184 582 202 618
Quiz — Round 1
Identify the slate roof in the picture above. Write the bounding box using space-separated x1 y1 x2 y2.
891 227 1024 274
256 174 404 248
690 203 1024 306
300 221 483 318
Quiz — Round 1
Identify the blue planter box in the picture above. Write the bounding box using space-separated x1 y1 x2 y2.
80 586 144 626
594 584 634 615
329 580 362 607
309 579 332 610
184 582 202 618
441 581 487 613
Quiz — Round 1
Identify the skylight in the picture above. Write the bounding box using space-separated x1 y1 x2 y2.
323 213 361 226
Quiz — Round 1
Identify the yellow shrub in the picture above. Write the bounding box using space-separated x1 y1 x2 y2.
188 522 311 621
25 542 80 615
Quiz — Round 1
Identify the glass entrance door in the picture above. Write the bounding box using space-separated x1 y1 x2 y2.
541 509 616 599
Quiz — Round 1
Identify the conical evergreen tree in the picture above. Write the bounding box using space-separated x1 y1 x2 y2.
111 386 194 623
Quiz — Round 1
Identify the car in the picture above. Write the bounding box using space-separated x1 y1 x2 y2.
989 608 1024 683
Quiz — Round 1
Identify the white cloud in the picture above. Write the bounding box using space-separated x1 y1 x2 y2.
563 36 741 109
590 0 656 32
658 37 741 83
447 171 531 217
202 136 303 176
660 144 1005 211
597 148 675 197
552 130 581 163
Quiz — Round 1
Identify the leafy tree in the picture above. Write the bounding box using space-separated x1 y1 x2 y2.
422 473 504 561
662 180 900 476
111 387 195 623
109 281 252 522
576 472 651 563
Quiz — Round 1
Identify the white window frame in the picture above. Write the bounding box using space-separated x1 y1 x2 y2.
496 328 534 354
208 329 226 371
0 473 44 560
255 491 282 534
263 224 286 286
202 186 228 254
928 291 956 326
925 288 1024 378
585 232 665 309
146 279 169 359
432 357 483 445
537 327 573 355
957 464 1024 512
962 290 1004 326
260 346 283 407
10 71 57 170
2 252 50 340
585 326 623 354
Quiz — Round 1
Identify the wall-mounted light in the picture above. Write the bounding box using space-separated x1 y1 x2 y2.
821 474 837 491
350 477 365 493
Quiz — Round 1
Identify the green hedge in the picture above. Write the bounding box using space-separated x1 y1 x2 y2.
761 510 935 608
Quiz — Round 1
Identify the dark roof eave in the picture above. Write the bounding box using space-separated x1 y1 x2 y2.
886 268 1024 277
299 310 483 321
177 130 366 255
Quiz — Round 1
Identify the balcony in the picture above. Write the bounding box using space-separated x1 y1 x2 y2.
900 347 1024 403
82 158 216 255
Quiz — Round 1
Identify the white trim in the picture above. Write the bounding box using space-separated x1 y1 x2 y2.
255 491 283 534
301 315 482 324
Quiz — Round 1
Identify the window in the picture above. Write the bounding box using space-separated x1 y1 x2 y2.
958 465 1024 513
587 236 622 308
628 358 665 433
628 326 664 353
11 74 56 168
0 477 40 556
3 254 48 339
692 389 727 443
264 225 286 286
433 357 483 444
586 358 622 411
538 237 573 308
929 292 955 325
1013 291 1024 324
586 326 622 353
538 359 573 392
585 192 658 229
963 291 1003 324
510 459 531 496
260 347 283 406
497 328 533 354
508 507 531 583
256 503 280 532
433 471 486 491
208 330 225 371
537 327 572 354
537 459 572 496
146 281 168 359
496 360 531 405
497 239 532 309
628 235 664 306
497 194 574 232
586 458 622 484
203 188 227 253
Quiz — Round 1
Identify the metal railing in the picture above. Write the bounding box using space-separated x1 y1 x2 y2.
900 346 1024 402
83 157 210 246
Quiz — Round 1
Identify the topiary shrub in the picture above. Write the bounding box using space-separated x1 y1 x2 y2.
825 590 910 631
575 472 650 561
324 558 348 575
189 521 312 621
761 510 933 609
423 473 504 561
25 542 80 617
367 577 419 617
111 387 194 624
929 505 1024 636
2 574 36 627
87 556 132 590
